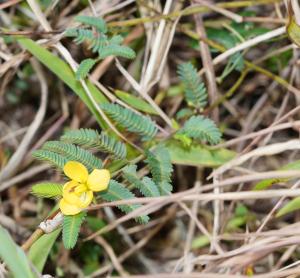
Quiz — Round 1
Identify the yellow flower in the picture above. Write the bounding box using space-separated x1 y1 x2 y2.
59 161 110 215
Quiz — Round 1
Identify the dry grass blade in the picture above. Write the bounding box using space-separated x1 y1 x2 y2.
211 140 300 178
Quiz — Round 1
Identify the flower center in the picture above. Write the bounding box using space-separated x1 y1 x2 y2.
74 184 88 195
79 192 89 203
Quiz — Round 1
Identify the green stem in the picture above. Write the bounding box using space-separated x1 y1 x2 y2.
209 68 250 110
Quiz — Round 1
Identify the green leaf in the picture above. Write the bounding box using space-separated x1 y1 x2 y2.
32 150 67 169
123 165 160 197
253 178 283 191
225 216 247 231
207 23 269 51
76 58 97 80
276 196 300 217
173 133 193 147
42 141 103 171
191 235 210 250
99 44 136 59
254 160 300 190
166 140 235 167
63 212 86 249
100 180 149 224
230 14 269 39
66 26 135 60
17 37 108 128
67 28 94 43
0 226 35 278
176 108 194 120
89 35 108 53
207 27 236 49
115 90 158 115
178 115 222 145
145 145 173 195
31 183 63 199
225 204 251 231
235 204 249 217
231 52 245 72
28 229 61 272
75 15 107 33
97 132 127 159
66 28 108 54
142 177 161 197
287 16 300 47
101 103 158 141
109 35 124 45
61 128 127 159
177 62 207 109
61 128 100 148
218 52 244 82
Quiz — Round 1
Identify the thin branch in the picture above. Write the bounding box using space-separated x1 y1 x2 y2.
94 235 127 277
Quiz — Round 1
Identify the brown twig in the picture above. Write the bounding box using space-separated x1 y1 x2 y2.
0 0 22 10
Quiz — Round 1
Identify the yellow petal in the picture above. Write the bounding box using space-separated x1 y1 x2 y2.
77 190 93 208
63 161 88 183
63 181 80 205
74 184 88 194
63 180 78 191
87 169 110 192
59 199 81 215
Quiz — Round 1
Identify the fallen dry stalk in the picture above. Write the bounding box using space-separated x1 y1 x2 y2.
211 140 300 178
114 266 300 277
90 188 300 209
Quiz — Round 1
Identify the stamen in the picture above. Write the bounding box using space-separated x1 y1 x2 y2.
79 192 87 202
